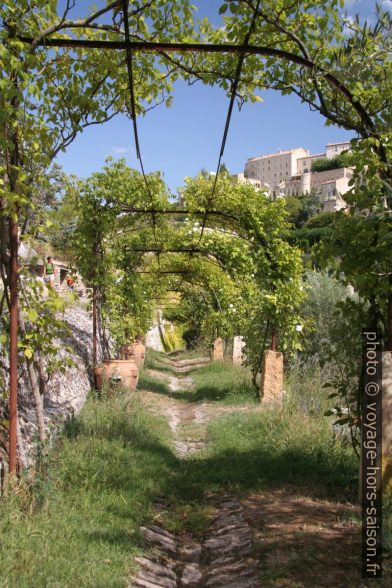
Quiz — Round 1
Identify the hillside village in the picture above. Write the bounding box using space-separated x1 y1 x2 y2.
233 141 352 211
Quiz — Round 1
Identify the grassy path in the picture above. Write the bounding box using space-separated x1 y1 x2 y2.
1 351 390 586
132 358 262 587
134 354 376 587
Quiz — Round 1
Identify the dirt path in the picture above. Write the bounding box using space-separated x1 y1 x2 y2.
131 361 261 587
131 359 367 588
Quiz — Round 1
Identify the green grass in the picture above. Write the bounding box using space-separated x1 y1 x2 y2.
383 495 392 560
138 370 170 394
144 349 175 373
167 348 206 360
139 355 358 503
189 361 257 404
284 356 337 415
0 360 362 585
143 353 258 405
187 410 357 502
135 406 357 539
0 391 175 588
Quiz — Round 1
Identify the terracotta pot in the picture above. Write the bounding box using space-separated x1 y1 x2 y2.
123 344 134 357
94 366 103 390
102 359 139 391
125 342 146 370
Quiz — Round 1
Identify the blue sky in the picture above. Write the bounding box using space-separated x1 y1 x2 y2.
55 0 389 195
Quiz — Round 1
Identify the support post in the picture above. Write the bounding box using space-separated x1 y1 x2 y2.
92 285 97 386
233 336 245 365
8 213 19 475
382 351 392 491
260 349 283 407
212 337 224 361
7 27 20 476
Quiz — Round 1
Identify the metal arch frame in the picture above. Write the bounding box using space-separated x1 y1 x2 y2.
9 1 363 476
16 35 374 128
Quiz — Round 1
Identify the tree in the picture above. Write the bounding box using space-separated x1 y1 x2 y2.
194 0 392 346
311 152 354 172
72 158 172 355
180 171 305 384
0 0 196 469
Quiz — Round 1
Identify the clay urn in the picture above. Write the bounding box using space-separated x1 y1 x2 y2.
102 359 139 391
125 342 146 370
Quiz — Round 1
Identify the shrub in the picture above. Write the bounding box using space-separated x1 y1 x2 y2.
301 269 350 362
311 152 354 173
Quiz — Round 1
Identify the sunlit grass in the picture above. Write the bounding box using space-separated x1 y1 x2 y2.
0 359 364 586
0 392 173 588
189 361 257 404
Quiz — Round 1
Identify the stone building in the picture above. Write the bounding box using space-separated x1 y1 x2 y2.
244 147 309 193
19 242 86 296
238 141 352 211
231 173 263 189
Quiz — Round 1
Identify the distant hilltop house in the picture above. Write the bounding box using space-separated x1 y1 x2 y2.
19 242 86 296
232 141 352 212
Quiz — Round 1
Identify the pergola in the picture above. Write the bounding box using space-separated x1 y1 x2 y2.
5 0 374 475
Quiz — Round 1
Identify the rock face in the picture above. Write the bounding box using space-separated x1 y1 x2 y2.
0 305 97 469
259 350 283 407
146 325 165 352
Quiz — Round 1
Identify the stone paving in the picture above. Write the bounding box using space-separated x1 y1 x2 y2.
131 495 260 588
130 359 261 588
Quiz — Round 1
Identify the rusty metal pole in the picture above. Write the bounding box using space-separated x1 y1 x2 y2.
92 285 97 370
8 213 19 475
7 31 20 475
92 239 98 388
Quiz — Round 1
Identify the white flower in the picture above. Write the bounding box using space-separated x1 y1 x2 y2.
296 324 303 332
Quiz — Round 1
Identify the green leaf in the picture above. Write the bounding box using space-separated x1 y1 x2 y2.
28 309 39 322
